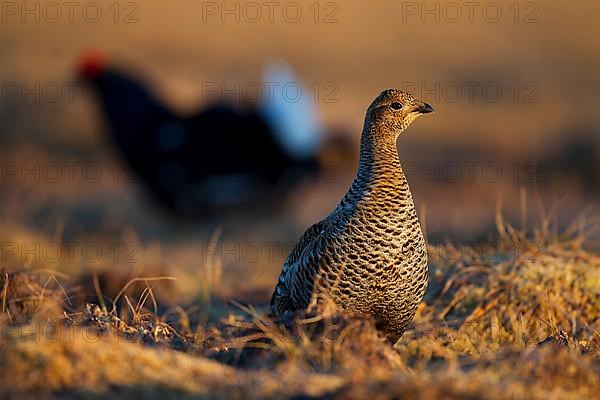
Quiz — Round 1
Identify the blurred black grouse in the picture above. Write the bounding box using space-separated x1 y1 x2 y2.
79 52 322 216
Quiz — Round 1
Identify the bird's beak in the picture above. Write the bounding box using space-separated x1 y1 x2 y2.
415 103 434 114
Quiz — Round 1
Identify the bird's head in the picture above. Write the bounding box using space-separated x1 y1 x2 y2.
77 49 106 81
365 89 434 140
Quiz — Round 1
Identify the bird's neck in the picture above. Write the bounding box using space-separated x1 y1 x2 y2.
341 128 410 208
357 128 405 183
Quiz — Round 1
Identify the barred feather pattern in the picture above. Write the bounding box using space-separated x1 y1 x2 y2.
271 89 431 342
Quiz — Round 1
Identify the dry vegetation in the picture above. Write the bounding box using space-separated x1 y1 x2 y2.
1 1 600 398
1 215 599 399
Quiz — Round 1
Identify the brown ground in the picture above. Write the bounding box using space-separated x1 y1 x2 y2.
1 217 599 399
1 1 600 398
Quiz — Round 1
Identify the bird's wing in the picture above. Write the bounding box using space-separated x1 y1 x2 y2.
271 219 330 314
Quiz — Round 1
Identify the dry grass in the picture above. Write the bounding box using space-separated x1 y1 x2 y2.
1 2 599 397
1 215 598 399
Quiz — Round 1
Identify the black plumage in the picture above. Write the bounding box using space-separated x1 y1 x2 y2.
79 54 318 216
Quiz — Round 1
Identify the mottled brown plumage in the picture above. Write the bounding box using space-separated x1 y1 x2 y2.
271 89 433 342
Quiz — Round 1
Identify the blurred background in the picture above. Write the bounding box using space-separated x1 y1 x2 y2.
0 0 599 308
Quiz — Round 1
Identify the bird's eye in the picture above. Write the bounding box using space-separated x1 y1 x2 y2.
390 102 403 110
